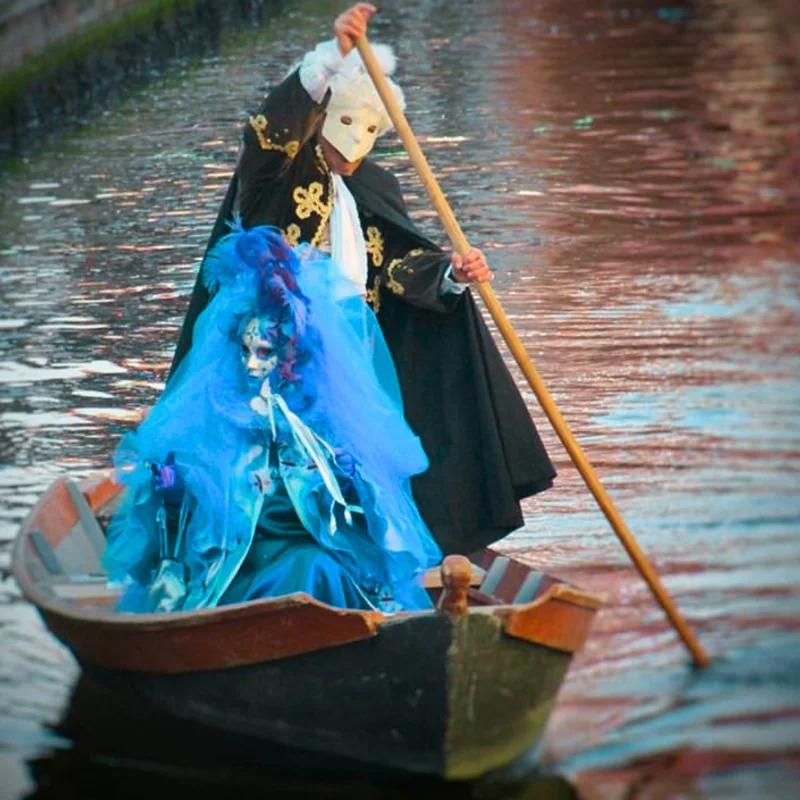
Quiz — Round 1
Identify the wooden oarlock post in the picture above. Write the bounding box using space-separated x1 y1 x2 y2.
440 555 472 615
355 36 710 668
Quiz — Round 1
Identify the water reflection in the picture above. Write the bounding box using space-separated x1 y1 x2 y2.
19 674 576 800
1 0 799 797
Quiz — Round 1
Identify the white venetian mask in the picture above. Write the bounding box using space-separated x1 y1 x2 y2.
321 101 383 163
242 317 278 380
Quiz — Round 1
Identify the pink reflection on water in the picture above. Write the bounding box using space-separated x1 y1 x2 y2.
0 0 798 796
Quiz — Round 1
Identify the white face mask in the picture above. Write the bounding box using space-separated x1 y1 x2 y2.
321 102 383 163
242 317 278 380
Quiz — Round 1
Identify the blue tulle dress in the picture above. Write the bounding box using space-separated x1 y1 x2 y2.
103 225 442 613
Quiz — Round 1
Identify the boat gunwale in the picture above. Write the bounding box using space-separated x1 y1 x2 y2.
12 474 387 629
13 474 603 668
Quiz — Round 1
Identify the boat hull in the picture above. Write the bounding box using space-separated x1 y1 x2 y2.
15 474 599 780
80 610 571 779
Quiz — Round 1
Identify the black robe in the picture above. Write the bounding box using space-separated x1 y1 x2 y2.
170 70 556 556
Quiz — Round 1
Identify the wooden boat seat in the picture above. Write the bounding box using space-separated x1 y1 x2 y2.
27 481 107 579
478 555 510 596
51 577 121 608
512 571 545 604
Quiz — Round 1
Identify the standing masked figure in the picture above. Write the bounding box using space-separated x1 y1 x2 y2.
171 4 557 559
104 225 441 613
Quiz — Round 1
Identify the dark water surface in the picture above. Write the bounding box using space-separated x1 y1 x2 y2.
1 0 799 797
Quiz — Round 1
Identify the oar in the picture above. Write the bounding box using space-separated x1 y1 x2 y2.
355 36 710 669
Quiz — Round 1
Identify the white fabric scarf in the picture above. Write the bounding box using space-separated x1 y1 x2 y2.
329 173 369 299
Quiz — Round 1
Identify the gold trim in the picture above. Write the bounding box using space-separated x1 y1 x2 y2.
283 224 301 247
315 223 331 254
249 115 300 159
291 180 333 250
289 145 333 250
314 143 330 175
365 226 384 268
293 182 328 220
384 249 425 296
385 257 406 296
365 275 382 313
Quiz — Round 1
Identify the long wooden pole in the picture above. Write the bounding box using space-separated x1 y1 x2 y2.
355 36 710 668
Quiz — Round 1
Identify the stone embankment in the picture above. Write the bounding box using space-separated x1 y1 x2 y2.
1 0 146 73
0 0 263 159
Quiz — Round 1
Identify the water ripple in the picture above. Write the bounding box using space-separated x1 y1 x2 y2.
0 0 798 797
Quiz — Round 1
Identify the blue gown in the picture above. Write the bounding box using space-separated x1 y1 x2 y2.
220 484 377 610
103 225 442 613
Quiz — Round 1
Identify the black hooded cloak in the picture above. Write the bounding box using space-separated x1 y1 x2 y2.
170 69 555 555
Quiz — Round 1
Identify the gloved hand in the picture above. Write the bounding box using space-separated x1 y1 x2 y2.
151 452 184 507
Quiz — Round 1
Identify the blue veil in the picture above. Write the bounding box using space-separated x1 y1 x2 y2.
104 224 441 610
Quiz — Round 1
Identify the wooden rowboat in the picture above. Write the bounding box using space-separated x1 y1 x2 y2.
13 473 602 780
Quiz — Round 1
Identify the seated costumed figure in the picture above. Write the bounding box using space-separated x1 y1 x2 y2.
103 224 442 613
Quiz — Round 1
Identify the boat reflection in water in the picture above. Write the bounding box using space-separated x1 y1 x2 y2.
25 672 577 800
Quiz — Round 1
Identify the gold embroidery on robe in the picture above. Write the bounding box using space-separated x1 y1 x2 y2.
291 180 332 248
292 146 334 249
314 143 329 175
365 226 384 268
365 274 382 313
315 222 331 254
384 250 427 295
249 115 299 159
311 177 333 250
385 257 406 295
283 223 301 247
293 182 328 220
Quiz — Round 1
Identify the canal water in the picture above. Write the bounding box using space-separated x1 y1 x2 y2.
1 0 798 797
